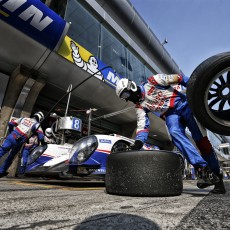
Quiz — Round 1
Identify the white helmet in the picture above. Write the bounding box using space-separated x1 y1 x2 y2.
33 111 44 122
115 78 137 100
45 128 52 137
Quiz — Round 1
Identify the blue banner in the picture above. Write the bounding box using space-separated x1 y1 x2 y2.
0 0 67 50
58 37 123 89
98 59 123 89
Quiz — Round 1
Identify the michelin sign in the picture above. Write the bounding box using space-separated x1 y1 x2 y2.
0 0 121 87
58 36 122 88
0 0 68 50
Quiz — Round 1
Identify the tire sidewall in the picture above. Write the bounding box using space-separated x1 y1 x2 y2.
187 52 230 135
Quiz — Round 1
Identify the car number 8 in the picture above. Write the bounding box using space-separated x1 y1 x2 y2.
72 118 82 131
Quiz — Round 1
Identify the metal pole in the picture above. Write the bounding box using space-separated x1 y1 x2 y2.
61 84 72 144
86 108 97 136
91 106 135 122
87 109 92 136
65 84 72 117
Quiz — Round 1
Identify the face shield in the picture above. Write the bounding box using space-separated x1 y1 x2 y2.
120 89 131 101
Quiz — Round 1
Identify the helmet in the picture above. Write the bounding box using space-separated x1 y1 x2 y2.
45 128 52 137
115 78 137 100
33 111 44 122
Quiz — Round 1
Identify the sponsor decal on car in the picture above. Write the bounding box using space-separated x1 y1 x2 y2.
89 168 106 173
99 139 112 144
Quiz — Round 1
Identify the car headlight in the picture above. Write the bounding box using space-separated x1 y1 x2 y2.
69 135 98 164
27 145 47 165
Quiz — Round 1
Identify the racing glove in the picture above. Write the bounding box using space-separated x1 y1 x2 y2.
131 140 143 150
40 139 47 146
8 124 15 133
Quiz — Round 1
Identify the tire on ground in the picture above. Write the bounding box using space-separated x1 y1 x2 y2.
187 52 230 135
105 150 183 197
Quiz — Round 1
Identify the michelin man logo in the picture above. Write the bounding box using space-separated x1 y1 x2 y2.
70 41 103 80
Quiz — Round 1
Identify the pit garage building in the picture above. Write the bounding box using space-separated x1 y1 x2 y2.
0 0 184 150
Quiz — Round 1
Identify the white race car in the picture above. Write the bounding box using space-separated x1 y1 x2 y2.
25 133 167 180
25 134 134 180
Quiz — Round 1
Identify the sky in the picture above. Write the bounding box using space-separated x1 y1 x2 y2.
129 0 230 77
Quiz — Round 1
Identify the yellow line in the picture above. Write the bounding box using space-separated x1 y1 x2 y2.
0 10 9 17
61 187 104 191
10 181 104 191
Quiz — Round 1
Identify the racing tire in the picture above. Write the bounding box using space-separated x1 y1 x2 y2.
105 150 183 197
187 52 230 135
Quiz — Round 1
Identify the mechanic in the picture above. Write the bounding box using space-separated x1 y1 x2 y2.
18 128 56 176
18 133 39 175
44 128 56 144
115 75 226 194
0 111 46 177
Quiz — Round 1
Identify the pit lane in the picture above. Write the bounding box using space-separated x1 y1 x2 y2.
9 177 105 191
0 177 229 229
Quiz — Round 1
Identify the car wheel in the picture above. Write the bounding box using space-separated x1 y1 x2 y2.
105 150 183 197
187 52 230 135
111 141 131 153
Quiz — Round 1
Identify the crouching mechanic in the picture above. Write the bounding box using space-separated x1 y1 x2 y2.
19 134 39 175
115 76 226 194
44 128 56 144
18 127 56 175
0 112 46 177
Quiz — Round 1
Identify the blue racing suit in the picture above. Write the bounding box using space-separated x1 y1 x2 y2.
0 117 44 174
19 134 39 174
135 74 220 175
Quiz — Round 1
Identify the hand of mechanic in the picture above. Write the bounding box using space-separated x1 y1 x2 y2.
131 140 143 150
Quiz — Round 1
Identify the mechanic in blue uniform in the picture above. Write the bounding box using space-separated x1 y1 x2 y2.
115 75 226 194
18 127 56 175
18 134 39 175
0 111 46 177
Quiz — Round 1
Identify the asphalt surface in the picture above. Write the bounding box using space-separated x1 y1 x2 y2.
0 178 229 230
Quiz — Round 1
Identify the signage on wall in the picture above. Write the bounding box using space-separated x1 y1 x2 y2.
0 0 67 50
58 36 123 88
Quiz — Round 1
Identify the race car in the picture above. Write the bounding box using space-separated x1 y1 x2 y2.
24 133 172 180
25 134 134 180
24 112 184 180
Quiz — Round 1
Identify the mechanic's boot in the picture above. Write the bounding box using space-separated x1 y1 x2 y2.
0 172 9 178
210 174 226 194
196 166 220 189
